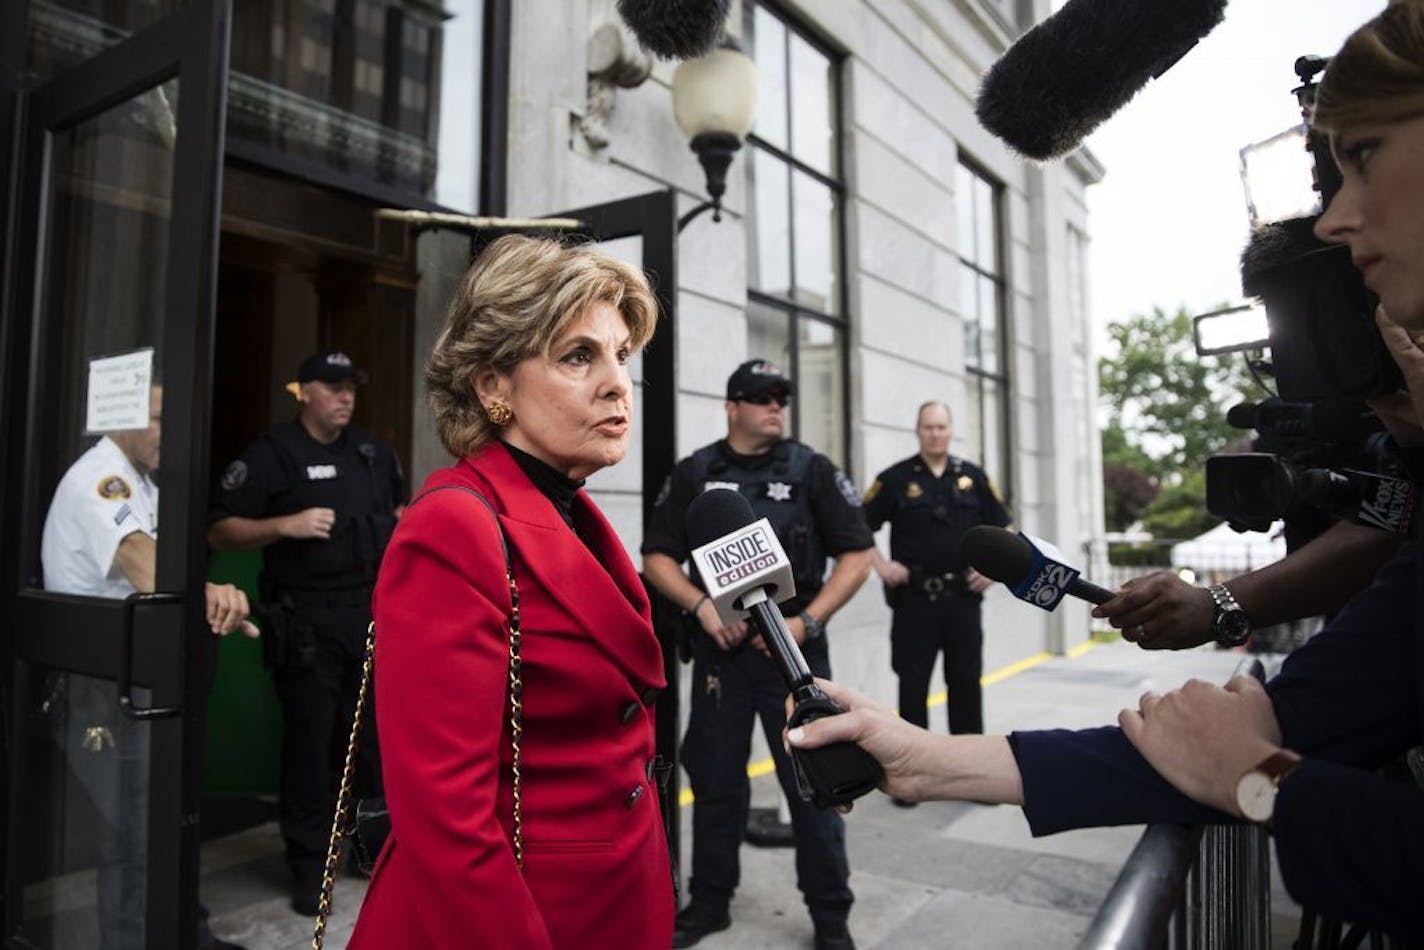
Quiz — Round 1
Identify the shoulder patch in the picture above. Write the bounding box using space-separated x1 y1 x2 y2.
834 471 860 507
862 479 881 504
221 460 248 491
987 476 1004 503
97 476 131 500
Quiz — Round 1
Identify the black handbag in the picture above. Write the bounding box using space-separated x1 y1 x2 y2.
313 486 523 949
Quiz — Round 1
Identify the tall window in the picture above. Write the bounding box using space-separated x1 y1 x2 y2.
743 2 847 464
956 160 1010 495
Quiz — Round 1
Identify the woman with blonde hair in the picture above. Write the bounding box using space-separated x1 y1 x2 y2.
348 235 673 948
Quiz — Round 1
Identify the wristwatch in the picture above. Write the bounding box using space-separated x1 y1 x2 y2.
1208 584 1252 647
1235 749 1302 823
799 610 824 641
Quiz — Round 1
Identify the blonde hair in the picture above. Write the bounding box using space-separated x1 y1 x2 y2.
426 235 659 457
1314 1 1424 136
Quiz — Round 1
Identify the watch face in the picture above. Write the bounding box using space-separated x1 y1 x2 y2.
1236 770 1276 823
1216 609 1252 645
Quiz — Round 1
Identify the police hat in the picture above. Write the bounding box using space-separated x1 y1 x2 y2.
725 359 794 401
296 350 369 385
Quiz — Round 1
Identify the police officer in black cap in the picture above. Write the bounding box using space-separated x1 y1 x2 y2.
643 358 872 950
208 350 405 915
863 401 1010 789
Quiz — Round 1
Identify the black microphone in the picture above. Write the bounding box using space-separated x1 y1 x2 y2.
686 489 882 809
616 0 731 59
975 0 1227 160
964 526 1114 608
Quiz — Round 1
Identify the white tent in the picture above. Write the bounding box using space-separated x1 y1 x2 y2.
1170 521 1287 573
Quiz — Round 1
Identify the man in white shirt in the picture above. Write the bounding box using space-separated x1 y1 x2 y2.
40 384 251 950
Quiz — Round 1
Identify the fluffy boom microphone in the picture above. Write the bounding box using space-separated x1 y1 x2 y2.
975 0 1228 160
616 0 731 59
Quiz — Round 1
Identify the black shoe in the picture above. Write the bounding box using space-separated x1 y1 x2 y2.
814 920 856 950
890 796 918 808
290 876 323 917
671 904 731 948
744 806 795 848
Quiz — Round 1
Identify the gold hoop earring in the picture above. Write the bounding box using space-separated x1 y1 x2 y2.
485 401 513 426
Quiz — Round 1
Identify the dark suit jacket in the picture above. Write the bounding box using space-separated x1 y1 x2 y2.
349 444 673 949
1009 544 1424 936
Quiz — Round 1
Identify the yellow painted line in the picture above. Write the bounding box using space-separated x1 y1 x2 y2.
675 642 1094 808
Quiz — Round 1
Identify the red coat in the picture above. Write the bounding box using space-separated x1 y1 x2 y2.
348 444 673 949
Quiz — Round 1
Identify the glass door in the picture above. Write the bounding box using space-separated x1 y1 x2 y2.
552 190 684 884
2 3 230 948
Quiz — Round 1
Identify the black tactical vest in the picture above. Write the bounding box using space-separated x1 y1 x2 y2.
690 440 827 595
259 424 398 591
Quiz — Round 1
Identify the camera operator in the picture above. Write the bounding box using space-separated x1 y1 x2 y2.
790 3 1424 937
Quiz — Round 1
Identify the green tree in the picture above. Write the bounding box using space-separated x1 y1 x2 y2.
1139 469 1220 539
1099 306 1259 537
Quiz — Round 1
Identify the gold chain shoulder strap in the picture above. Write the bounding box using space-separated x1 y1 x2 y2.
313 485 521 949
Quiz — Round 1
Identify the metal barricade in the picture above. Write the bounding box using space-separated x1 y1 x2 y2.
1080 660 1272 949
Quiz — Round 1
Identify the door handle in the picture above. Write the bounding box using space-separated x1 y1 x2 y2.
119 591 184 720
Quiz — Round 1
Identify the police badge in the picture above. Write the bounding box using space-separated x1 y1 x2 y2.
97 476 131 500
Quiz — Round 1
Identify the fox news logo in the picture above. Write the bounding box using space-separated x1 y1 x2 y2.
1359 475 1416 534
704 526 778 591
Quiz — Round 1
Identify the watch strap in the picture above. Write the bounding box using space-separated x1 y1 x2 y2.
1208 583 1243 615
1256 749 1302 784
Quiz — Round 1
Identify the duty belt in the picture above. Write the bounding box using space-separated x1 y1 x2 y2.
906 568 968 599
921 572 959 595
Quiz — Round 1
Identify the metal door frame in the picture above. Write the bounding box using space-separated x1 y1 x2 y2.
0 3 231 946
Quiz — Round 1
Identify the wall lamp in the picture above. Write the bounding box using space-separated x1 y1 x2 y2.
671 42 757 232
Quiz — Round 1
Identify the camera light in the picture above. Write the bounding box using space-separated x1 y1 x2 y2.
1193 303 1270 356
1240 126 1321 229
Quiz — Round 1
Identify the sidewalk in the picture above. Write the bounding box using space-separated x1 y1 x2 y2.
199 638 1294 948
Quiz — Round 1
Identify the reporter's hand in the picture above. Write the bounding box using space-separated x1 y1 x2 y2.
964 568 992 594
1368 306 1424 445
879 560 911 587
784 678 939 806
282 507 336 540
1118 674 1283 816
204 582 259 638
1092 571 1214 650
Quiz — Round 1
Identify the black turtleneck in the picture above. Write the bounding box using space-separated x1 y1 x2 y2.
500 441 584 530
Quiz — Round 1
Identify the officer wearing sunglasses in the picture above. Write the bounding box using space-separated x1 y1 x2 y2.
642 358 873 950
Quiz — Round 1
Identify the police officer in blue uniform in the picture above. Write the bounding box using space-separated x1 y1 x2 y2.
863 401 1010 757
208 351 405 915
643 359 872 950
